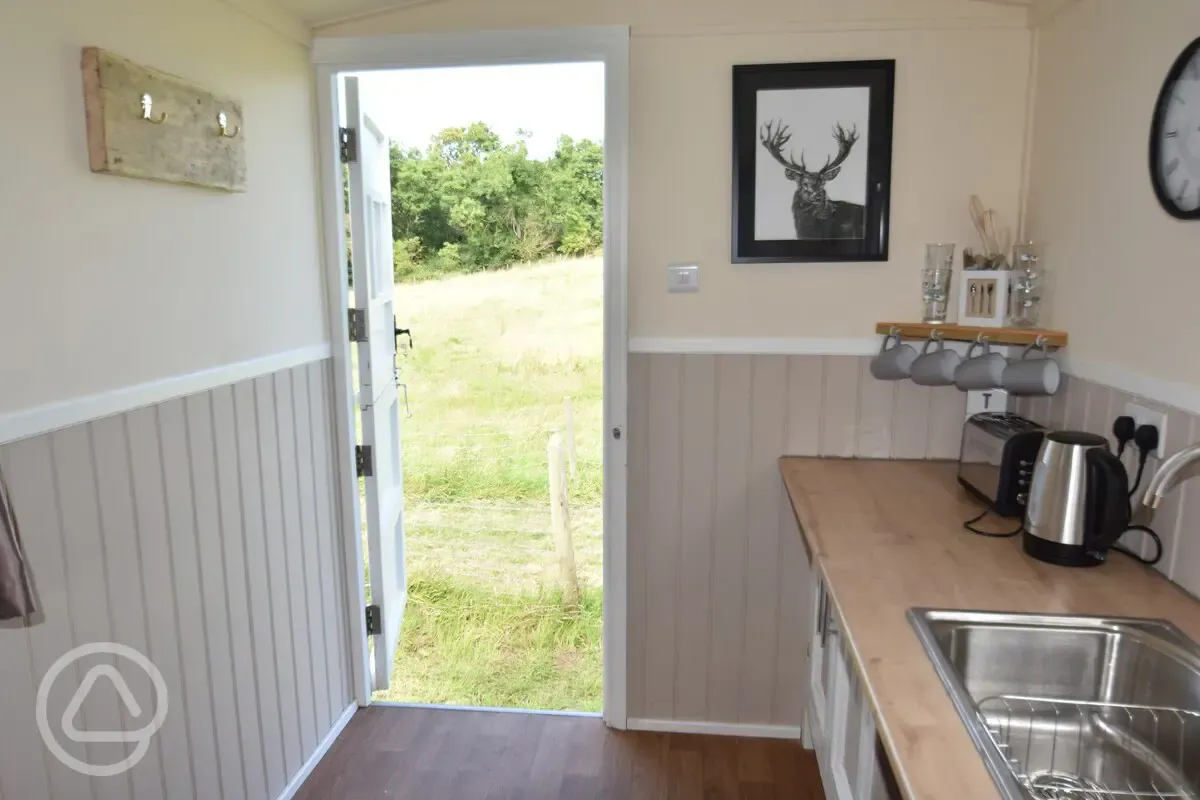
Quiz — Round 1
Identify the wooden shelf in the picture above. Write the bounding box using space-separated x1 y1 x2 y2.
875 322 1068 348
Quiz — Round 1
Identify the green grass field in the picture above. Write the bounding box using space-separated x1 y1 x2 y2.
372 256 603 711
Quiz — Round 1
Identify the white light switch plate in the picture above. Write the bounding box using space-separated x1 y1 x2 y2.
1125 402 1168 458
667 263 699 293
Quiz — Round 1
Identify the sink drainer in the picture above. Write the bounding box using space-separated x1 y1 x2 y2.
978 695 1200 799
1027 772 1110 800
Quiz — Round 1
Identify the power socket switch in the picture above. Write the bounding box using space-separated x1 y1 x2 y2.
1125 402 1168 459
667 263 699 293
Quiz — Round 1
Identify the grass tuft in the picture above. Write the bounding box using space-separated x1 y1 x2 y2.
388 572 603 712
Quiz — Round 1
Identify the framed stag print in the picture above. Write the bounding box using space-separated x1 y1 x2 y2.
732 60 895 263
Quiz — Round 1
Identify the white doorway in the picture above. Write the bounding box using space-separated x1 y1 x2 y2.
313 27 630 728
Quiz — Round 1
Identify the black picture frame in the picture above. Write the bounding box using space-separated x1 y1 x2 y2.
732 60 895 263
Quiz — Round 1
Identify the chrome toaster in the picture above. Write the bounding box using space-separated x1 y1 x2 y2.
957 413 1046 519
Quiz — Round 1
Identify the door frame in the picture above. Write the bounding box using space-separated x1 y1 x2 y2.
312 26 631 728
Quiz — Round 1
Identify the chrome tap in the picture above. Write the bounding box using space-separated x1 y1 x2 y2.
1143 443 1200 508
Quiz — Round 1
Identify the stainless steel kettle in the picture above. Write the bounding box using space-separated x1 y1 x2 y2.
1023 431 1131 567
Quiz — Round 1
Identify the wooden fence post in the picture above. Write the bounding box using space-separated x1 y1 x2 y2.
548 433 580 608
563 396 577 480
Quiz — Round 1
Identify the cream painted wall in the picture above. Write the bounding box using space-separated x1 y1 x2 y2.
1026 0 1200 390
0 0 327 416
629 27 1029 338
317 0 1033 340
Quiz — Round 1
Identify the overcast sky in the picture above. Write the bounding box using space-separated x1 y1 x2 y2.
353 63 606 161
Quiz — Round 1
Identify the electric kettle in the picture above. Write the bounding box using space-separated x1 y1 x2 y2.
1023 431 1131 567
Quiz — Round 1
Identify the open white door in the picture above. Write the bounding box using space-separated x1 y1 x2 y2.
345 76 406 692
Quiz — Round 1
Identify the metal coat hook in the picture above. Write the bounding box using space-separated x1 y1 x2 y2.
140 93 167 124
217 111 240 138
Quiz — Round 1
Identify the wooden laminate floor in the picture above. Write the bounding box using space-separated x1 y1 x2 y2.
296 707 824 799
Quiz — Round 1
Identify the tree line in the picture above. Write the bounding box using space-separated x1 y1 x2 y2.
387 122 604 281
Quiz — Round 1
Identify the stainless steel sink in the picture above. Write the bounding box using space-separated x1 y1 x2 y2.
909 609 1200 800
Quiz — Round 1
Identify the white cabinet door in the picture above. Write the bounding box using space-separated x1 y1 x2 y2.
843 637 886 800
813 581 898 800
825 623 855 800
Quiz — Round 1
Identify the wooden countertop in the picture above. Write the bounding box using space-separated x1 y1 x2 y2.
779 457 1200 800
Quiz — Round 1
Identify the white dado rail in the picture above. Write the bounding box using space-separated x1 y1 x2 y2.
0 343 333 446
628 334 1199 418
628 337 880 355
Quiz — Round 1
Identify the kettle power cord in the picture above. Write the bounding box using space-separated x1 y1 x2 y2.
960 504 1161 562
1113 415 1136 459
961 421 1162 559
1113 525 1164 567
1112 423 1164 567
961 504 1161 561
962 507 1023 538
1127 423 1158 499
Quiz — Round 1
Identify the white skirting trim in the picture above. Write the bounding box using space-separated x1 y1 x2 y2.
277 702 357 800
628 337 878 356
371 700 602 718
1060 352 1200 418
0 343 333 446
627 718 803 740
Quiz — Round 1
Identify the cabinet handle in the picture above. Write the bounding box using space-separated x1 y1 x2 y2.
823 590 838 644
816 584 827 639
820 592 831 648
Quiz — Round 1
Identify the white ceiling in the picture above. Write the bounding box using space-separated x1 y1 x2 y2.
267 0 1057 32
267 0 440 27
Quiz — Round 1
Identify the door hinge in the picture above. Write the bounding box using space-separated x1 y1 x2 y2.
356 445 373 477
348 308 367 342
365 604 382 635
340 126 358 164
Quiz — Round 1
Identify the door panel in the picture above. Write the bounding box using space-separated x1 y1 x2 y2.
345 76 405 692
826 633 854 800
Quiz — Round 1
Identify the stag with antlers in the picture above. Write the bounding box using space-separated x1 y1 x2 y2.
760 119 864 240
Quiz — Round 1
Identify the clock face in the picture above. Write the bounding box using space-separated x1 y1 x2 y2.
1153 39 1200 218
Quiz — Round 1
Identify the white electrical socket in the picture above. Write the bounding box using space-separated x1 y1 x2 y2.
1125 401 1168 459
667 263 699 293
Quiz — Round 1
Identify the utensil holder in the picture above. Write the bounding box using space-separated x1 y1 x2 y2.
957 269 1013 328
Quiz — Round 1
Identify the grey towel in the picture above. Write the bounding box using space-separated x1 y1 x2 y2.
0 467 35 620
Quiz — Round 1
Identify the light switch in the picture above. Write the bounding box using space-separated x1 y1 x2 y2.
668 263 699 293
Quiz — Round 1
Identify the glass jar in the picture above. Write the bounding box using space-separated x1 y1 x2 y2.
921 243 956 324
1010 242 1043 328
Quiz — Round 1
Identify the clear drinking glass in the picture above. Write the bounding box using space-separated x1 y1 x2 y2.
1010 242 1042 328
922 243 956 324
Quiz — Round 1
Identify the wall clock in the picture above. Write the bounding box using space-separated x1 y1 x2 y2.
1151 37 1200 219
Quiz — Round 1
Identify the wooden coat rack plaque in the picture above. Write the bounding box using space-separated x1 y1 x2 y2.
81 47 247 192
